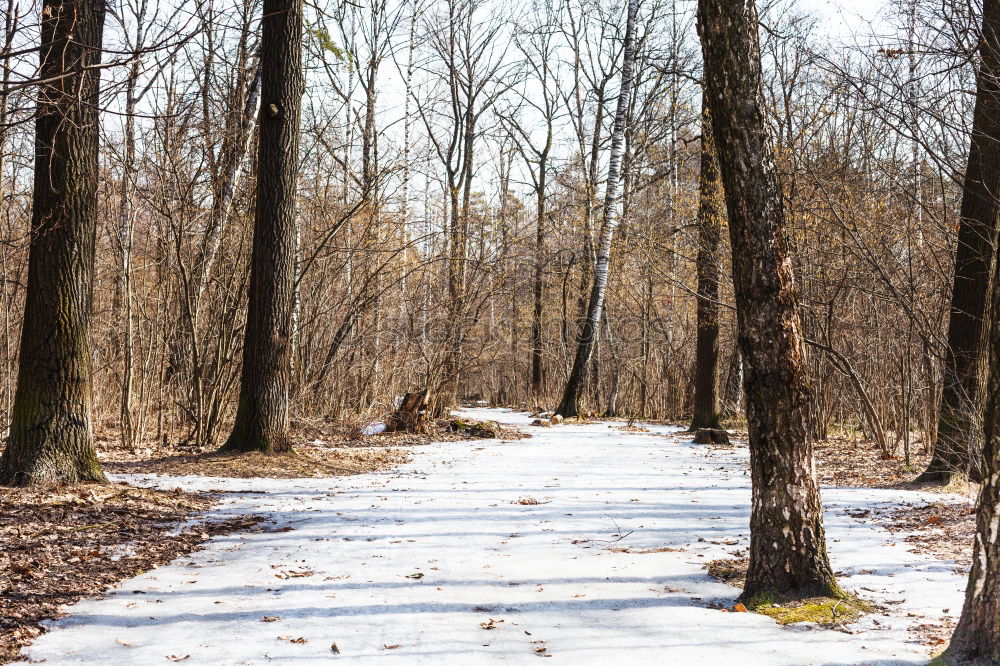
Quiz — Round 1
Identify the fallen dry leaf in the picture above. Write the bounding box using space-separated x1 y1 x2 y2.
0 484 260 665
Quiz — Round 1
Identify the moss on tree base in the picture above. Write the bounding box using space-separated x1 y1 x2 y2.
750 595 871 626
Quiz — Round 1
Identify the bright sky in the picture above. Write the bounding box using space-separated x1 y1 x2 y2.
799 0 891 38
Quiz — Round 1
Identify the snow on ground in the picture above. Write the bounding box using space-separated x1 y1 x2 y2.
17 409 969 665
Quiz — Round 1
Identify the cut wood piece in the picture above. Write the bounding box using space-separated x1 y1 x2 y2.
692 428 730 445
386 390 430 433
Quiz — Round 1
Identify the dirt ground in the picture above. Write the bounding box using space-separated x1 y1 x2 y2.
0 483 260 664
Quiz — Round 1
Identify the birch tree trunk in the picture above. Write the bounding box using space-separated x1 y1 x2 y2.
222 0 303 454
697 0 841 603
0 0 107 486
918 0 1000 485
689 99 724 431
556 0 638 418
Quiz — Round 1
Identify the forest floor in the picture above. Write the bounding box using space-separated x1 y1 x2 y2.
8 409 973 665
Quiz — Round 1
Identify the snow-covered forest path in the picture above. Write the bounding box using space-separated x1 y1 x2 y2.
20 409 968 665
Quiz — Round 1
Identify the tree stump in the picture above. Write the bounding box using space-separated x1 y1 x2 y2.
386 390 430 433
693 428 730 445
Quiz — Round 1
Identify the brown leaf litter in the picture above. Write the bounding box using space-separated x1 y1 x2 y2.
815 436 932 489
706 557 749 588
0 483 261 664
859 499 974 649
97 417 525 479
875 500 975 568
103 445 411 479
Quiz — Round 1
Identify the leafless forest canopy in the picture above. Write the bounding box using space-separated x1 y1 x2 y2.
0 0 975 453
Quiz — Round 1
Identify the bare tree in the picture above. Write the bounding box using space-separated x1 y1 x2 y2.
418 0 513 411
0 0 108 485
688 98 724 431
505 7 563 400
698 0 841 602
222 0 303 453
917 0 1000 485
939 0 1000 658
556 0 637 418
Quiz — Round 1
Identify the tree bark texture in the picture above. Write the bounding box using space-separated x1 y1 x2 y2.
556 0 638 418
0 0 107 486
689 100 724 431
920 0 1000 485
697 0 841 602
222 0 303 454
941 2 1000 661
945 190 1000 664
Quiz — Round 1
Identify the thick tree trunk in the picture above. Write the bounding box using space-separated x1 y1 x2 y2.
689 100 724 432
221 0 303 454
919 0 1000 485
556 0 638 418
0 0 107 486
944 203 1000 665
698 0 841 603
940 3 1000 661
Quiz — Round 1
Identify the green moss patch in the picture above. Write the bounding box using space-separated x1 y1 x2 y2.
753 596 871 626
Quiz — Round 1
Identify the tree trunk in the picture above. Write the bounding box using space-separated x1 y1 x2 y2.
722 348 743 419
603 310 620 417
697 0 841 603
0 0 107 486
940 4 1000 659
689 99 724 432
531 164 546 399
918 0 1000 485
556 0 638 418
944 177 1000 666
221 0 303 454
